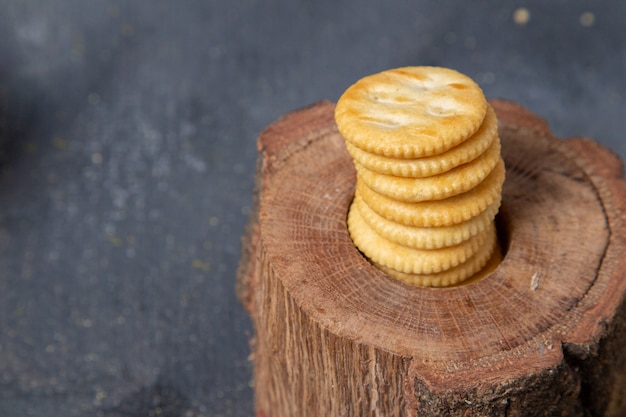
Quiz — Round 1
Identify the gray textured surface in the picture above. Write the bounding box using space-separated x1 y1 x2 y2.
0 1 623 416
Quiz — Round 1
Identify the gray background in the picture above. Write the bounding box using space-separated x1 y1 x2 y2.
0 1 624 416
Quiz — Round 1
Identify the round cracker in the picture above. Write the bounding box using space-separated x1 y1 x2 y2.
373 233 498 287
348 204 496 274
357 159 505 227
335 66 488 159
345 104 498 178
354 191 499 249
355 139 501 202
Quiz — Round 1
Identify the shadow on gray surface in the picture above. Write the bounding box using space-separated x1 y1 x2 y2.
101 377 190 417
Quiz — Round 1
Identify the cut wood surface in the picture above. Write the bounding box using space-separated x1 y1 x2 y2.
237 100 626 417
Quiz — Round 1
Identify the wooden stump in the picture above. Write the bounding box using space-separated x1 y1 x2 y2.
237 100 626 417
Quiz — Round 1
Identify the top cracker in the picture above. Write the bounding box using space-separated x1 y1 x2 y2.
335 67 488 159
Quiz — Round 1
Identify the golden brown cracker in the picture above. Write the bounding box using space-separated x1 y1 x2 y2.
354 191 499 249
345 104 498 178
357 158 505 227
348 205 496 275
355 139 501 202
335 66 488 158
373 230 498 287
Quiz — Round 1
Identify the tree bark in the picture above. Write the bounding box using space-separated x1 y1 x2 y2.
237 100 626 417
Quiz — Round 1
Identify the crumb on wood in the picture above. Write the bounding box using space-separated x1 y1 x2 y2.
530 272 539 291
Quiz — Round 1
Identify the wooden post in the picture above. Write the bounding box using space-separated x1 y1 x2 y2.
237 100 626 417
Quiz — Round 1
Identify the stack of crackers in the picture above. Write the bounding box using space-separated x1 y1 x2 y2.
335 67 505 287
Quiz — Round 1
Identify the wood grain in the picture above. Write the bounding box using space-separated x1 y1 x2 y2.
237 100 626 416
